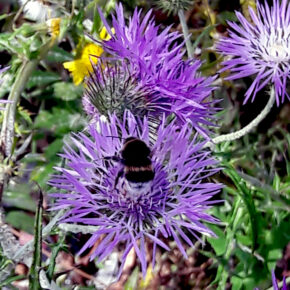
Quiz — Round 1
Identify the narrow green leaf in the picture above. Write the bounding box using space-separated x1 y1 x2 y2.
47 235 66 280
0 275 26 287
224 165 260 251
192 24 216 50
28 188 43 290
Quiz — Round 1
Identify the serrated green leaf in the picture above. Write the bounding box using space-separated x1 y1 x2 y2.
46 46 73 63
34 108 83 136
53 82 83 101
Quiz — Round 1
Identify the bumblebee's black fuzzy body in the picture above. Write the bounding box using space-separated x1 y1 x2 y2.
115 137 155 187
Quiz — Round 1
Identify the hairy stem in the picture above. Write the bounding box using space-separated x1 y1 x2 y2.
0 60 38 157
0 40 53 203
206 87 276 149
178 9 193 58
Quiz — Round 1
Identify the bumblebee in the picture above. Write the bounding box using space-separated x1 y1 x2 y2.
112 137 155 192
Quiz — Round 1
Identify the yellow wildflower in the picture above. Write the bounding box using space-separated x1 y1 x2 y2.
63 27 114 85
46 18 61 40
63 43 103 85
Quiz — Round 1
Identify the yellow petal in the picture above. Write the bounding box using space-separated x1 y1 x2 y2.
46 18 61 38
99 26 115 41
63 43 103 85
81 43 103 62
63 59 92 85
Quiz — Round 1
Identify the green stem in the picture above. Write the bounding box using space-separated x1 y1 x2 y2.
178 9 193 58
205 87 276 149
0 60 38 157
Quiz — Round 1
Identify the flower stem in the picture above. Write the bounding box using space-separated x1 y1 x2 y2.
206 87 276 149
178 9 193 58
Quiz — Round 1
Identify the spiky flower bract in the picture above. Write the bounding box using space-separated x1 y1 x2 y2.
83 60 153 120
49 111 221 277
156 0 193 15
0 67 10 110
85 4 217 137
217 0 290 105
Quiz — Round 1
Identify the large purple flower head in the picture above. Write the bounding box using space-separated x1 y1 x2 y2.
49 111 221 277
84 3 217 137
0 66 9 110
217 0 290 105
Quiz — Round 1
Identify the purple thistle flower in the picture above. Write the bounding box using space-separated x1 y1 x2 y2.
0 66 10 110
85 3 217 137
217 0 290 105
49 111 221 278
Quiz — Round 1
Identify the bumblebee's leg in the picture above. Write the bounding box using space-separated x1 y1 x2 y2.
114 169 124 189
104 156 120 162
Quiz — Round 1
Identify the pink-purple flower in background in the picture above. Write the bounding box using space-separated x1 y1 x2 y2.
217 0 290 105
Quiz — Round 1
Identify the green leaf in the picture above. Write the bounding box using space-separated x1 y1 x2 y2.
192 24 217 50
217 11 238 25
46 46 73 63
47 235 66 280
124 266 139 290
27 71 61 89
31 162 55 188
28 189 43 290
53 82 83 101
224 165 260 251
34 108 83 137
0 275 26 287
267 249 282 270
44 138 63 160
230 276 243 290
3 184 36 212
6 211 35 234
207 225 227 256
